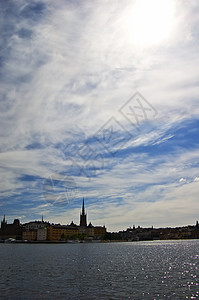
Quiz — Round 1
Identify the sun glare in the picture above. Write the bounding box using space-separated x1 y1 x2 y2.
126 0 175 46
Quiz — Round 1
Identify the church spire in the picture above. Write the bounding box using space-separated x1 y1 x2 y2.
80 198 87 227
1 215 7 227
2 215 6 223
82 198 85 215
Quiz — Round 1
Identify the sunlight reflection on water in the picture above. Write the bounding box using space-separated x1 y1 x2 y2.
0 240 198 299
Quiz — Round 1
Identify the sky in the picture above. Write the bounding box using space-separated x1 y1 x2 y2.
0 0 199 232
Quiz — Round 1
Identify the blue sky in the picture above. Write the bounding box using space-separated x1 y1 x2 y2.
0 0 199 231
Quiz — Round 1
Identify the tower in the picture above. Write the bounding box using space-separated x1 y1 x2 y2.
80 198 87 227
1 215 7 228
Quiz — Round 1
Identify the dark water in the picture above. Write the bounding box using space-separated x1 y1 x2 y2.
0 240 198 299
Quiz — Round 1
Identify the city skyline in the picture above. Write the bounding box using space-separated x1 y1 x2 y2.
0 199 107 242
1 0 199 232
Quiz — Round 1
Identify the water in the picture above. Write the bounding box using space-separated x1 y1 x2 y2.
0 240 198 299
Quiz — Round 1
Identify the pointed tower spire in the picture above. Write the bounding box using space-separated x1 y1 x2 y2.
2 215 6 224
1 215 6 227
82 197 85 215
80 198 87 227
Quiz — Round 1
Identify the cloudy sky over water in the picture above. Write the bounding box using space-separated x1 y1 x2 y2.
0 0 199 231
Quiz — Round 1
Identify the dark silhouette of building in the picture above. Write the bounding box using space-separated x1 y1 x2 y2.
80 198 87 227
0 216 22 240
79 199 106 238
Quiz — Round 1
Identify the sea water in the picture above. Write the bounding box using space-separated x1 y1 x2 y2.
0 240 198 299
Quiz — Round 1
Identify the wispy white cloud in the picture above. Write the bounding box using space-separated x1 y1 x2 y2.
1 0 199 229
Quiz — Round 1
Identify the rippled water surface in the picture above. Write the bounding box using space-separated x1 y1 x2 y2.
0 240 198 299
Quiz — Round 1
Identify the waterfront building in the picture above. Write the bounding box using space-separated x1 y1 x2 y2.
24 219 50 231
0 216 22 240
37 227 47 241
79 198 88 235
47 225 79 241
93 226 107 238
86 222 95 236
0 199 107 241
22 218 49 241
22 230 37 241
78 199 107 239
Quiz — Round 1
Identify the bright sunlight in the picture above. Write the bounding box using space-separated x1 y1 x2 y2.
126 0 175 47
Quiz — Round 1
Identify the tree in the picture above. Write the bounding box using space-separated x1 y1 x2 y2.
61 233 65 240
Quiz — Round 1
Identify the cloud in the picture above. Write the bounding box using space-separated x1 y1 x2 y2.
179 178 186 183
0 0 199 229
